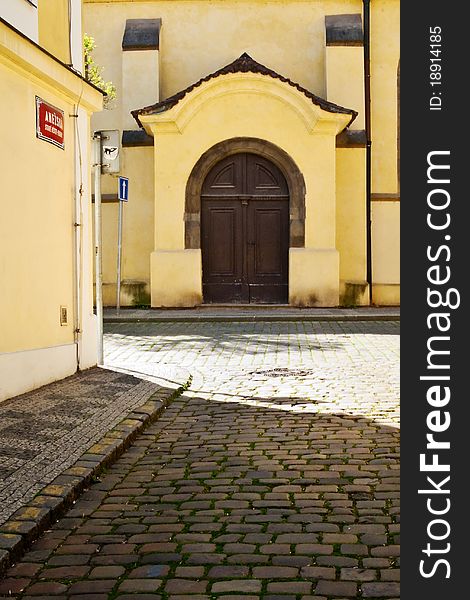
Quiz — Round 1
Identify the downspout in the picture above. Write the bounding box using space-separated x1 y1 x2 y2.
363 0 373 304
72 104 82 372
70 0 82 371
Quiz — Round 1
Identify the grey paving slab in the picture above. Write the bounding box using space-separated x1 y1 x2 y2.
0 367 190 577
0 368 185 526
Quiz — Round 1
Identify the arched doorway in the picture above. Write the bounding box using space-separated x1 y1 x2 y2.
201 152 289 304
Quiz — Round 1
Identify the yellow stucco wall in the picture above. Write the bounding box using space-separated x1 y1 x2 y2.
371 200 400 306
370 0 400 305
85 0 364 103
336 148 368 304
122 50 159 130
38 0 71 64
0 21 102 354
371 0 400 194
98 147 155 306
326 46 365 131
289 249 339 307
151 250 202 307
84 0 400 306
0 59 74 352
372 200 400 290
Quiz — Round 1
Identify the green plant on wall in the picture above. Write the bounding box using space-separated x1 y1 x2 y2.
84 34 116 107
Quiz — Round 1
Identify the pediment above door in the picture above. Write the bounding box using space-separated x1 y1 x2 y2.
132 53 357 135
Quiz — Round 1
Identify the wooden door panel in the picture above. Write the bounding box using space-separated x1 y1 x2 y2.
205 209 236 276
201 200 245 303
201 153 289 304
247 200 288 304
201 153 244 195
254 209 283 274
246 154 288 196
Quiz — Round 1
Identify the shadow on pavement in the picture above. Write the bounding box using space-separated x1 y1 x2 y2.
0 390 400 599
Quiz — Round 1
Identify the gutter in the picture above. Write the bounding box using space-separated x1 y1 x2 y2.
363 0 373 305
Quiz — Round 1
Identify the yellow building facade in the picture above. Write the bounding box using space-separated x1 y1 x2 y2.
0 1 103 401
85 0 399 308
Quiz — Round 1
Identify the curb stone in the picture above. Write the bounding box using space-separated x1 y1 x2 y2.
104 314 400 324
103 307 400 324
0 377 191 576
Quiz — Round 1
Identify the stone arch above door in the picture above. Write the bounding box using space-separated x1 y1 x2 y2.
185 137 306 250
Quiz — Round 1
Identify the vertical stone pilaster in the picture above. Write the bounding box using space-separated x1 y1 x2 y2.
326 14 368 303
325 14 365 130
121 19 161 130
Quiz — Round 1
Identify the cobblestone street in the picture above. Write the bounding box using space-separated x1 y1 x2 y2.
0 320 400 599
104 321 399 429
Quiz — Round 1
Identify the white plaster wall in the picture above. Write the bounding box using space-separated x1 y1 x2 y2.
75 106 99 370
0 0 39 42
0 343 77 403
70 0 84 72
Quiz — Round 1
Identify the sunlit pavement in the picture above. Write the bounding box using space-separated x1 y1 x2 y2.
104 321 399 428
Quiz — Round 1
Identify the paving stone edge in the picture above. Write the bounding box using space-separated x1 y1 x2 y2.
0 376 192 576
104 314 400 323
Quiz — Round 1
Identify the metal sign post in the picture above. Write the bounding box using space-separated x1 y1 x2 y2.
93 132 104 365
116 177 129 315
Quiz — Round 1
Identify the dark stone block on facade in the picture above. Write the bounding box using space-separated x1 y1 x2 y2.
122 19 161 50
325 14 363 46
122 130 154 147
91 194 119 204
336 129 367 148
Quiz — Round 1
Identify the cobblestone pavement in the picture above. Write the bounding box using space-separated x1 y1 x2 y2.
0 320 400 598
104 321 399 428
0 369 164 526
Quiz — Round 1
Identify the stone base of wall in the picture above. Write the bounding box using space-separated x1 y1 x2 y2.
339 280 369 306
151 249 203 307
372 283 400 306
289 248 339 307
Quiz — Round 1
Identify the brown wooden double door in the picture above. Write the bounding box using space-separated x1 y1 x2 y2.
201 153 289 304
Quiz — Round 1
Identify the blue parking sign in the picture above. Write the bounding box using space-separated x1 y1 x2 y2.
118 176 129 201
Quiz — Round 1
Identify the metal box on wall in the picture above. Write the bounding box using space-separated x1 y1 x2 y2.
99 129 120 174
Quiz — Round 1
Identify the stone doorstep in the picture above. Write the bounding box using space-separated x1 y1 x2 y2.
0 381 190 577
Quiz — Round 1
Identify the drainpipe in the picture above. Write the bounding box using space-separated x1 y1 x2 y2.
72 104 82 371
70 0 83 371
363 0 373 305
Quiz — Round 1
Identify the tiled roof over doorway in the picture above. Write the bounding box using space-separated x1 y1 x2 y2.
132 52 357 127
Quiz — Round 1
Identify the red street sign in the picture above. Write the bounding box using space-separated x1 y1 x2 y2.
35 96 65 149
